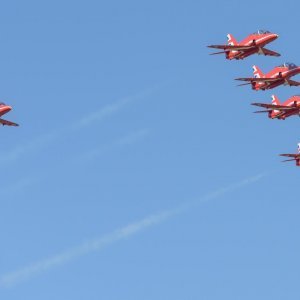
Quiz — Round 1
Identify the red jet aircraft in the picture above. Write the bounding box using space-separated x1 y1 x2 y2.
0 102 19 126
252 95 300 120
235 62 300 90
280 143 300 166
207 30 280 60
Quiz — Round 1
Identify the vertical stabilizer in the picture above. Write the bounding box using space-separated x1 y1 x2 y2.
227 34 238 46
253 65 264 78
271 95 280 105
271 95 280 114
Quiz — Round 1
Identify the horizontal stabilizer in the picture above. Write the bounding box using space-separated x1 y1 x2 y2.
253 110 271 113
209 50 228 55
282 158 297 162
237 82 252 87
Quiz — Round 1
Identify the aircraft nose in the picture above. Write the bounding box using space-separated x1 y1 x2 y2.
1 105 11 113
267 33 278 41
3 105 12 112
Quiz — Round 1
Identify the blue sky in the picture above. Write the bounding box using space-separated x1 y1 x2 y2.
1 0 300 299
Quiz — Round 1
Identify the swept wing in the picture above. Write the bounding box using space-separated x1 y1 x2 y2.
207 44 255 51
0 118 19 126
260 48 280 57
251 103 299 111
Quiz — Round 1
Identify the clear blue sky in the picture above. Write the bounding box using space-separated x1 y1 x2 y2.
1 0 299 299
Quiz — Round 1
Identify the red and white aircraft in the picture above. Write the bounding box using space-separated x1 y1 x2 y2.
252 95 300 120
236 62 300 90
280 143 300 166
0 102 19 126
207 30 280 60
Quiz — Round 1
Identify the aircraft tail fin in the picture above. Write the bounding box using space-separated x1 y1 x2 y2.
297 143 300 154
271 95 280 105
252 65 264 78
227 34 238 46
271 95 280 114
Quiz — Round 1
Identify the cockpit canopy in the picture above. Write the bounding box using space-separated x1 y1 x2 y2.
277 62 297 69
252 29 271 35
0 102 6 107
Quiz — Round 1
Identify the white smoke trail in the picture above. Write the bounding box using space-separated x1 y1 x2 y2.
0 131 59 164
73 86 159 129
79 128 150 161
0 210 173 288
115 128 149 146
0 172 266 288
0 86 158 164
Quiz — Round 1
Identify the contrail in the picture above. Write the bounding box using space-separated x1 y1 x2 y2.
73 85 160 129
0 129 148 205
0 86 158 164
79 128 150 161
115 128 149 146
0 131 59 164
75 97 131 128
0 172 266 288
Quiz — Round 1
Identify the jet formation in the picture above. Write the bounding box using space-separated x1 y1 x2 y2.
208 30 300 166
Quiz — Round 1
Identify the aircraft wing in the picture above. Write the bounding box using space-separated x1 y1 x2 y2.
261 48 281 57
286 79 300 86
280 153 300 162
0 118 19 126
279 153 300 158
281 158 298 162
207 44 254 51
251 103 298 111
0 110 8 117
235 77 279 82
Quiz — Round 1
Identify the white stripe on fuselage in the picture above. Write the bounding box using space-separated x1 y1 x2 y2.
232 36 270 56
245 36 269 46
256 70 294 86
